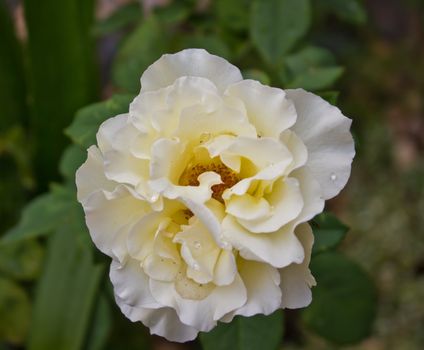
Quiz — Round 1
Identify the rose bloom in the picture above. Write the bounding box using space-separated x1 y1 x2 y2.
76 49 354 342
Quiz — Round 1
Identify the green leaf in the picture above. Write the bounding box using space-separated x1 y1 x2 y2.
279 46 344 90
215 0 252 31
86 294 112 350
251 0 311 66
242 69 271 85
317 91 339 105
178 34 232 60
27 226 104 350
0 277 31 345
303 252 376 344
1 185 79 245
113 16 168 93
311 212 349 255
0 239 44 281
65 94 135 149
23 0 98 187
285 46 336 72
319 0 367 25
200 311 283 350
154 1 191 25
93 2 142 36
59 145 87 181
286 66 344 90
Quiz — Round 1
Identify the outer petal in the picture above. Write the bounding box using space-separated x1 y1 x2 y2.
110 259 161 309
76 145 117 202
150 273 247 332
291 167 325 224
115 300 199 342
112 261 199 342
81 185 148 262
225 80 297 138
223 259 281 322
140 49 243 93
96 114 149 187
280 223 316 309
286 89 355 199
96 114 128 153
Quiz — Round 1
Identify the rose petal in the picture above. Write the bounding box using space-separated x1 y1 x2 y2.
280 130 308 171
115 299 199 342
233 177 304 233
280 223 316 309
82 185 148 262
287 89 355 199
222 215 304 268
112 259 199 342
223 259 281 321
76 145 117 202
150 273 246 332
291 167 325 224
96 114 149 186
141 49 243 93
225 79 297 138
110 259 161 309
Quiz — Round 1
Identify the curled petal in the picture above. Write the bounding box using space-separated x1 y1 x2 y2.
150 273 247 332
233 177 304 234
222 215 304 268
110 259 161 309
112 260 199 342
115 299 199 342
76 145 117 202
225 79 297 138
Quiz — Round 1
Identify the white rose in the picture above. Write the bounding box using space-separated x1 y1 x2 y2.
76 49 354 342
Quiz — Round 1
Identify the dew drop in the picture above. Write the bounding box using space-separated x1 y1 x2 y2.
330 173 337 181
221 240 231 249
193 241 201 249
193 263 200 271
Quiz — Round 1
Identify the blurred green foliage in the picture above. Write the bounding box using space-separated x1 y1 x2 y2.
0 0 382 349
24 0 98 189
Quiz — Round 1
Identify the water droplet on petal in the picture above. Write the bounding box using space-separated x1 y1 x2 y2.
221 240 231 249
193 263 200 271
330 173 337 181
193 241 201 249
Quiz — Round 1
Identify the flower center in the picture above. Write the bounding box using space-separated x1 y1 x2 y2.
179 161 239 203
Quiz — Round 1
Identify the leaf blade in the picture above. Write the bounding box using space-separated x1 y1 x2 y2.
303 252 376 344
1 185 79 245
251 0 311 66
200 311 283 350
65 94 135 149
311 212 349 255
27 226 104 350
